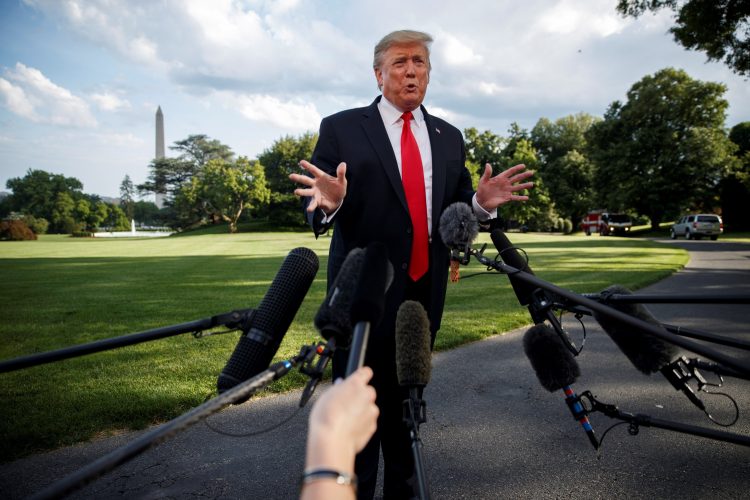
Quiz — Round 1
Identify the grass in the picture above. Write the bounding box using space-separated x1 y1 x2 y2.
0 231 687 462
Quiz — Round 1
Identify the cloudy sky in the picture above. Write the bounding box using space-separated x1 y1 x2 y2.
1 0 748 198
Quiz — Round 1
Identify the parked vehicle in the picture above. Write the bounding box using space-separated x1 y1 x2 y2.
670 214 723 240
580 210 632 236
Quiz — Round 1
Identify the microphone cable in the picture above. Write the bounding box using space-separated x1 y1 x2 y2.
203 405 304 438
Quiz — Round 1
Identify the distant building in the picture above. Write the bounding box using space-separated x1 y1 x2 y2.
154 106 166 208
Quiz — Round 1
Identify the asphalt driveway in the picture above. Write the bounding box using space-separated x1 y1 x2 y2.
2 237 749 499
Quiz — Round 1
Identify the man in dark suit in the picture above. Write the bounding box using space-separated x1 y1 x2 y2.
291 30 533 499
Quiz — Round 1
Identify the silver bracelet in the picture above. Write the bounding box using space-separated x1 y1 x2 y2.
300 468 357 492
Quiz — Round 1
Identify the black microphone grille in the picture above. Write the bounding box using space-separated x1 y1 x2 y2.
350 242 390 325
217 247 318 394
395 300 432 387
523 324 580 392
439 202 478 249
313 247 365 343
250 247 319 340
593 285 678 374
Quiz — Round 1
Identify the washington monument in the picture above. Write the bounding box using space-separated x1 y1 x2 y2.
155 106 165 208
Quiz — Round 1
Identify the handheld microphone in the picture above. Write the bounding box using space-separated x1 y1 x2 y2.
217 247 319 397
346 242 392 376
438 202 479 264
593 285 707 412
314 247 366 345
523 323 599 450
300 247 366 407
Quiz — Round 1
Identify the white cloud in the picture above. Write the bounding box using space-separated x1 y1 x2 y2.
438 34 483 67
92 132 144 147
222 92 321 131
90 91 131 112
8 0 750 197
0 77 37 120
536 0 628 37
0 63 97 127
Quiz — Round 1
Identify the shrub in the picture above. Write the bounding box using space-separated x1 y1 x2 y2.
22 215 49 234
0 220 37 241
562 219 573 234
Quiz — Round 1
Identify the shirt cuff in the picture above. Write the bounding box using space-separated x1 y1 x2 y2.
320 202 343 224
472 194 497 221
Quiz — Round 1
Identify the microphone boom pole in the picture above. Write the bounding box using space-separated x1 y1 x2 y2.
0 309 254 374
29 348 312 500
469 247 750 378
579 391 750 448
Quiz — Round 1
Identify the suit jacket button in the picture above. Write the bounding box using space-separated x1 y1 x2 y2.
406 227 412 234
401 263 408 270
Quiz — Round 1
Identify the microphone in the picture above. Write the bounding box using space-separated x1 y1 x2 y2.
346 242 392 376
438 202 478 265
490 229 538 307
523 323 599 450
395 300 433 500
217 247 319 397
395 300 432 390
300 247 366 407
592 285 707 412
313 247 366 345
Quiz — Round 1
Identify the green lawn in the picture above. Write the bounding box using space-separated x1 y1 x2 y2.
0 231 687 462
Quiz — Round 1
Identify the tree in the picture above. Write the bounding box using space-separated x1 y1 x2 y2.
119 175 135 221
257 132 317 227
531 113 599 225
170 134 234 167
105 204 131 231
86 201 110 231
133 200 164 226
5 169 83 221
464 127 507 176
497 139 558 231
50 191 80 233
722 121 750 230
138 135 234 205
587 68 739 229
176 157 271 233
617 0 750 76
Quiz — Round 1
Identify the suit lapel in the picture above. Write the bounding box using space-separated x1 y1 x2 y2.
423 106 446 235
361 97 409 213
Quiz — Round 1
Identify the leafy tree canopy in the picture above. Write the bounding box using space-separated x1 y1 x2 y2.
530 113 599 223
617 0 750 76
256 132 317 227
174 157 271 233
587 67 739 228
138 135 234 202
6 169 83 220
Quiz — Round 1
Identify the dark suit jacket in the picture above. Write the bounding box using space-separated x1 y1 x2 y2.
307 96 475 344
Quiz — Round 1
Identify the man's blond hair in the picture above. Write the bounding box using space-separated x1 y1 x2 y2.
373 30 433 70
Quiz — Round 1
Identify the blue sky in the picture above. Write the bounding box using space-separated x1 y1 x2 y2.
1 0 748 198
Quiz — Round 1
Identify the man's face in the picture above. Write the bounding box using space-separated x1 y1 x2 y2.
374 42 430 112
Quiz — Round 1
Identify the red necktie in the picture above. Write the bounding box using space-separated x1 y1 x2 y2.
401 111 428 281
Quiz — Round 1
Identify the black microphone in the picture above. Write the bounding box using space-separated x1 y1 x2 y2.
314 247 366 345
300 247 367 407
592 285 707 412
395 300 433 500
523 323 599 450
217 247 319 396
438 202 478 264
490 229 538 307
346 242 392 376
396 300 432 390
